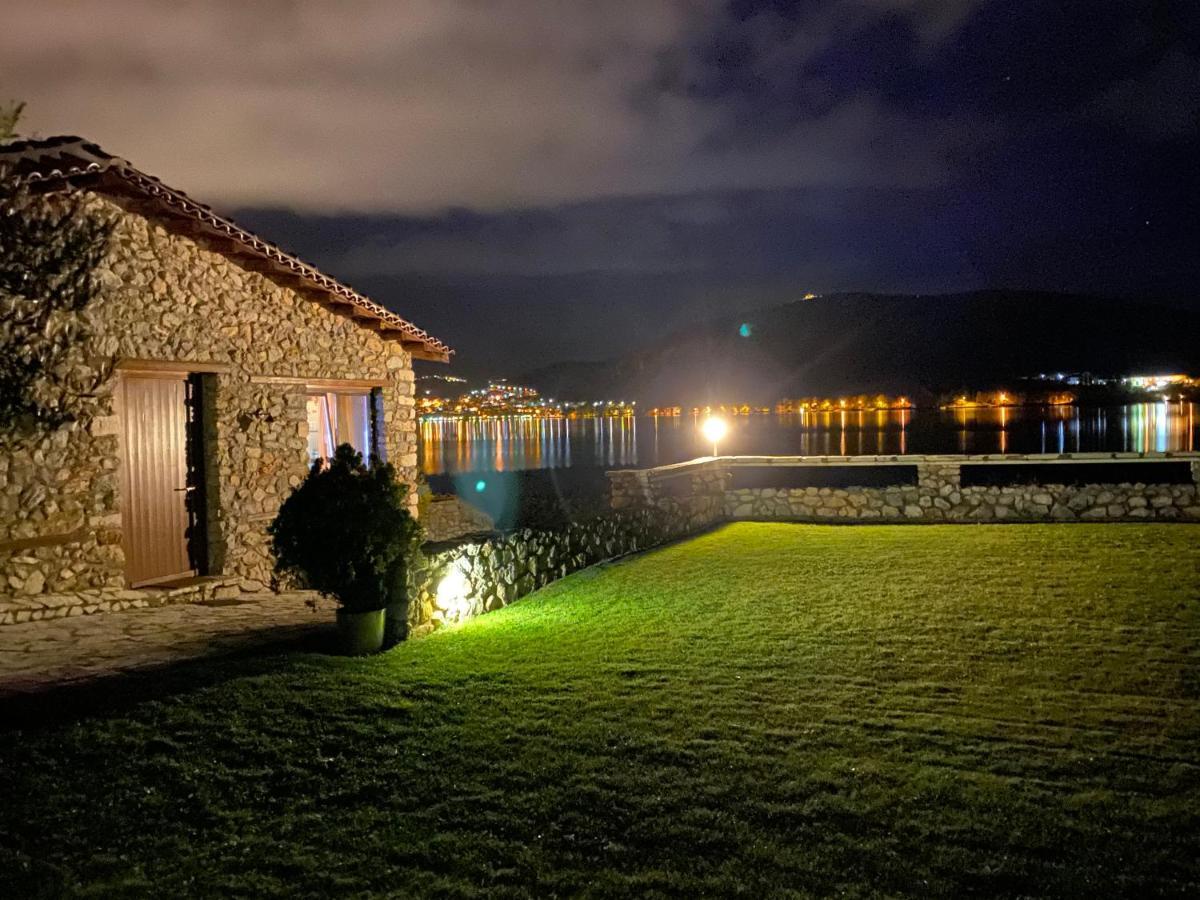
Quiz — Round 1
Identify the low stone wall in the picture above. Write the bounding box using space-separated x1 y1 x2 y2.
401 466 730 637
607 459 728 531
725 459 1200 522
727 482 1200 522
0 576 242 626
421 495 495 542
405 509 686 636
608 455 1200 526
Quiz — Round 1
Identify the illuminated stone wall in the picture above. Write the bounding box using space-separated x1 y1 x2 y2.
0 193 419 625
405 508 694 636
396 456 1200 638
724 480 1200 522
607 457 1200 524
399 463 730 636
609 458 1200 528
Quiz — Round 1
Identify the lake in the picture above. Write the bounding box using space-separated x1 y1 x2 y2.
420 402 1198 476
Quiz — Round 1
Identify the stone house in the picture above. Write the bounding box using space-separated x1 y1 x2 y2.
0 136 451 625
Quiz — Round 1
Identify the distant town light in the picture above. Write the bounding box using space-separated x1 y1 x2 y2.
701 416 728 457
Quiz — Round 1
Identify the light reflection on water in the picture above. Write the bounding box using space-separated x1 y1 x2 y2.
420 414 639 474
419 402 1197 475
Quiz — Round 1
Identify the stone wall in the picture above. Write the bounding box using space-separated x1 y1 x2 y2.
0 576 243 627
389 466 729 637
1 192 420 621
421 495 495 542
608 460 729 531
726 481 1200 522
400 454 1200 638
607 457 1200 525
405 509 681 636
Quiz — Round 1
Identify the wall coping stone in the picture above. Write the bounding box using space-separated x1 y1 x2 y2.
609 451 1200 478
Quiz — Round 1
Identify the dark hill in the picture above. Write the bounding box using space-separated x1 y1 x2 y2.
521 291 1200 407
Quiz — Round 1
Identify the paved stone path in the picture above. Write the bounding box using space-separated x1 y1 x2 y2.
0 593 337 697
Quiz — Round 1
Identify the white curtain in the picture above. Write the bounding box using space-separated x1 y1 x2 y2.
306 392 372 462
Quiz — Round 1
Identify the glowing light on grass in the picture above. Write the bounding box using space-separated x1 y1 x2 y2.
474 479 487 493
738 322 752 338
701 416 728 457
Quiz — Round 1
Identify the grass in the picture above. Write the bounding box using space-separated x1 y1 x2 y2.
2 522 1198 897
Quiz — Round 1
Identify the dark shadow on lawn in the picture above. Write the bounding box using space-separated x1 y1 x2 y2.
0 622 340 734
0 522 732 735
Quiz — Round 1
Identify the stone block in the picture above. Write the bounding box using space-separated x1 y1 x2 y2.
89 415 120 437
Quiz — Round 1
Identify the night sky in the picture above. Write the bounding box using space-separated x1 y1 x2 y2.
6 1 1199 377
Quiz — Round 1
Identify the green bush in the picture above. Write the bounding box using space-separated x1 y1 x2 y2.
0 175 114 429
269 444 423 613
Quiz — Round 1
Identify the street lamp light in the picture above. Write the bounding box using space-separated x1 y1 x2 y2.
701 416 728 457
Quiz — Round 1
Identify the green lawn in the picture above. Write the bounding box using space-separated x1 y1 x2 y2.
2 523 1199 897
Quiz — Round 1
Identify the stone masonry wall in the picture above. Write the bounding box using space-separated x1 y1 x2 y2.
422 495 496 542
405 509 683 636
725 462 1200 522
393 457 1200 640
404 464 732 637
0 192 420 621
608 460 729 532
727 481 1200 522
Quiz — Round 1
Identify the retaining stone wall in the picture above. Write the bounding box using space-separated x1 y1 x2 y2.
406 509 685 636
403 457 1199 637
607 461 729 531
421 495 495 542
610 459 1200 524
726 482 1200 522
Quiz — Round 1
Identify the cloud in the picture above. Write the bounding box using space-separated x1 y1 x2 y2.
330 197 728 279
3 0 988 212
1089 49 1200 140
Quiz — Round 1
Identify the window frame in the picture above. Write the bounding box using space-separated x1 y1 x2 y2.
304 383 386 465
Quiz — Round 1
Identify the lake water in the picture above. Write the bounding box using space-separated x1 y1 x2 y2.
420 402 1198 476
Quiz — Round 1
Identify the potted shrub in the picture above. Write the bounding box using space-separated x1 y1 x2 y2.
270 444 423 655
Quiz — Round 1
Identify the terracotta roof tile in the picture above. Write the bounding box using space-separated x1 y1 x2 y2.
0 136 451 361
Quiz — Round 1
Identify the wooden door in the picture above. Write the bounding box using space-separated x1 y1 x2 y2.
119 373 195 586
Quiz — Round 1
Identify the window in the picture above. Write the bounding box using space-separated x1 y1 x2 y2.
306 390 381 463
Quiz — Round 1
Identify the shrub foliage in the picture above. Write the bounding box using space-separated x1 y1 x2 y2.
0 177 114 428
269 445 423 613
